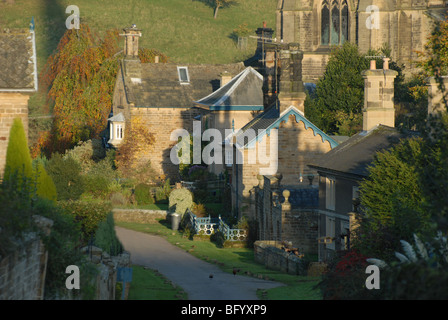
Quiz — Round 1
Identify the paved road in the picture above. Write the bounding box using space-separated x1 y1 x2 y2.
115 226 284 300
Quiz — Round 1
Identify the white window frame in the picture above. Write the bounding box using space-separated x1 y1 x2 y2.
225 149 233 167
325 176 336 211
116 123 123 140
177 66 190 84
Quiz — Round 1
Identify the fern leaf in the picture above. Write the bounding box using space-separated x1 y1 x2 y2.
366 258 388 269
413 234 428 260
395 252 410 264
400 240 417 262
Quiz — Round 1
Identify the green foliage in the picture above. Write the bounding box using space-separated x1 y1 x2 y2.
0 171 36 256
305 43 403 136
134 183 154 205
155 179 172 203
33 162 58 202
83 174 110 198
94 212 123 256
4 118 33 180
356 137 431 259
46 153 85 201
58 199 112 244
169 188 194 215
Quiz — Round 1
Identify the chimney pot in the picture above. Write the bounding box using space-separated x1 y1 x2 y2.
370 60 376 70
155 55 159 63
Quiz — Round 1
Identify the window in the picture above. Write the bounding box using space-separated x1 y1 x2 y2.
341 220 350 250
321 0 349 45
116 124 123 140
352 186 360 212
325 176 336 210
326 216 336 249
225 149 233 167
177 66 189 83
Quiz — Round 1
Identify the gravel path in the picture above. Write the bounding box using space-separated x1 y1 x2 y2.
115 226 284 300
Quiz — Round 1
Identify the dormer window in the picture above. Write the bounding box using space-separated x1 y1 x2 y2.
177 66 190 84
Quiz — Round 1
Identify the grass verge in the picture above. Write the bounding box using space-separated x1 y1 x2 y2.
127 265 187 300
116 219 322 300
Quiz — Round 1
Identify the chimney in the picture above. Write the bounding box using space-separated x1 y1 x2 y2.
121 24 141 58
361 58 398 131
220 71 233 87
120 24 142 78
427 76 448 115
277 43 306 113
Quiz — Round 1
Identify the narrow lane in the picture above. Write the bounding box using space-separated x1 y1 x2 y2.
115 226 284 300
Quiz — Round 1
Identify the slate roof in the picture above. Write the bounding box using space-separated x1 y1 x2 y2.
122 62 246 108
194 67 264 111
308 125 409 179
233 105 339 149
0 27 37 92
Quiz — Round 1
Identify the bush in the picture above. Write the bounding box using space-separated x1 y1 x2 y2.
4 118 33 179
58 199 112 244
169 188 193 215
110 192 128 206
46 153 84 200
34 198 98 299
154 179 172 203
191 202 207 217
34 162 58 202
317 250 379 300
94 212 123 256
83 174 110 198
134 183 154 205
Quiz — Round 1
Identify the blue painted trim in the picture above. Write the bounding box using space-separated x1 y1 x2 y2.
247 109 339 149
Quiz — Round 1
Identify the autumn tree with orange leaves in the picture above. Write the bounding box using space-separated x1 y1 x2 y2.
33 23 168 158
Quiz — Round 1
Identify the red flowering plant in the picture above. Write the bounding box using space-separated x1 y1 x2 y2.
317 250 381 300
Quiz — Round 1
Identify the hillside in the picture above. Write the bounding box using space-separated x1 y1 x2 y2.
0 0 277 147
0 0 277 69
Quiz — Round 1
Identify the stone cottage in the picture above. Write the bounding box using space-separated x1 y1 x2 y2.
0 23 38 176
276 0 448 82
109 25 246 180
307 58 410 261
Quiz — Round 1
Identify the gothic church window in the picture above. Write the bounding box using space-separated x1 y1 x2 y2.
321 0 349 46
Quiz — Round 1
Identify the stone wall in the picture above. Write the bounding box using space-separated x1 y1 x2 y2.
0 215 52 300
253 241 307 275
113 208 169 224
130 106 204 180
0 92 29 176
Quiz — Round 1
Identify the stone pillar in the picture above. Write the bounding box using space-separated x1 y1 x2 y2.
427 76 448 115
361 58 398 131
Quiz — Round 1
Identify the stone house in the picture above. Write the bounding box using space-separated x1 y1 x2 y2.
109 25 246 180
0 24 38 176
276 0 448 82
307 59 410 261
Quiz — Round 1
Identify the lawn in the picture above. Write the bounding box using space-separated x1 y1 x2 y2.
116 219 323 300
127 265 188 300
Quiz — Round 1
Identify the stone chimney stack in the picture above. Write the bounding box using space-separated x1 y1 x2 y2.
122 24 141 57
361 58 398 131
121 24 142 78
277 43 306 114
220 71 233 87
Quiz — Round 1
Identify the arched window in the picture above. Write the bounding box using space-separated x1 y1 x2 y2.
321 0 349 46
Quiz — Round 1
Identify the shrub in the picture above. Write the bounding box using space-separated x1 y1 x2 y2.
317 250 379 300
46 153 84 200
154 179 172 203
34 162 58 202
134 183 154 205
110 192 128 206
191 202 207 217
83 174 110 198
4 118 33 179
169 188 193 215
58 199 112 244
94 212 123 256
